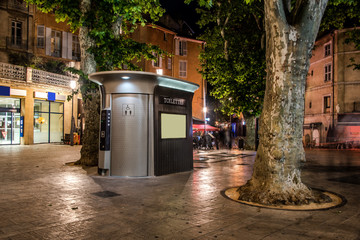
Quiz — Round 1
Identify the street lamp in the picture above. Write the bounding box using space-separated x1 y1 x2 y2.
70 80 76 146
203 107 207 134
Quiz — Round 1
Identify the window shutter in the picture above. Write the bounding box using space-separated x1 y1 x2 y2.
62 31 67 58
159 55 162 68
175 39 179 55
45 27 51 55
67 32 72 59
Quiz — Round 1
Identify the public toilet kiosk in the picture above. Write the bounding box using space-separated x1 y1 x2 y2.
89 71 199 177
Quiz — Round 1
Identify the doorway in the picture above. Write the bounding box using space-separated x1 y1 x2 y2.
0 97 21 145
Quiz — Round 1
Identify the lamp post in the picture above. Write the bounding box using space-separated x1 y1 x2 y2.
70 80 76 146
203 107 207 134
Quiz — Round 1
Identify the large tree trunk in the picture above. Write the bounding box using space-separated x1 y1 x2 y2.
77 0 99 166
238 0 328 205
244 115 256 150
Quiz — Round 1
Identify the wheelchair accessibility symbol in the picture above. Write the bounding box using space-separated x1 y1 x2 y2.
122 104 135 116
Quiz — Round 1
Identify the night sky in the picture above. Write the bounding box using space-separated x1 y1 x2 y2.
159 0 200 34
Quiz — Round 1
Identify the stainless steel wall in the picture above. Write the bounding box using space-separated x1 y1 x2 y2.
110 94 149 176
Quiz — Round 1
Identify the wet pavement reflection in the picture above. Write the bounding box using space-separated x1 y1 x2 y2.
0 145 359 239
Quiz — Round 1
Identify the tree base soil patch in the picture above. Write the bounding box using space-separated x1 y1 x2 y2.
222 187 346 211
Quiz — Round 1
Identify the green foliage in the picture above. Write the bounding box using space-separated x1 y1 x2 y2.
197 0 266 117
345 29 360 71
320 0 360 33
65 67 97 101
9 52 67 75
320 0 360 71
25 0 165 99
25 0 165 71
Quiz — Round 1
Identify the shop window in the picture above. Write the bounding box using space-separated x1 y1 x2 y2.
179 61 187 78
324 96 331 113
34 100 64 143
324 63 332 82
37 25 45 48
0 97 21 145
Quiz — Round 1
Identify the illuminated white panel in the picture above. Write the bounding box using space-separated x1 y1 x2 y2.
56 94 66 101
161 113 186 139
10 89 27 96
34 91 47 99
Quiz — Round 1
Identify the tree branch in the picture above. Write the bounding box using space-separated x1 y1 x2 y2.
289 0 306 25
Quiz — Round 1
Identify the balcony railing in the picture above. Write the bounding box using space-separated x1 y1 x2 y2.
32 69 77 88
0 62 26 81
8 0 29 12
0 62 77 88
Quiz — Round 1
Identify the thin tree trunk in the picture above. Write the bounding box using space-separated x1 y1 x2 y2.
238 0 328 205
77 0 99 166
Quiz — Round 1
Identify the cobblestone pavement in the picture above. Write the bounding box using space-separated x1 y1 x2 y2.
0 145 359 239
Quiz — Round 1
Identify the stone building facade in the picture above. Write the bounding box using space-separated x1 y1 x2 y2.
0 1 205 145
304 28 360 147
0 0 80 145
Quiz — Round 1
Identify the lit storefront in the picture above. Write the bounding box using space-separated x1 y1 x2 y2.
33 100 64 143
0 97 21 145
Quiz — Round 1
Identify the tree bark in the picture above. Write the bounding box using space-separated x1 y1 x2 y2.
238 0 328 205
244 115 256 150
77 0 99 166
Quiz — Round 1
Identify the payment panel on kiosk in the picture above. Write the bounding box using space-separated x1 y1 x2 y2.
100 109 111 151
89 71 199 177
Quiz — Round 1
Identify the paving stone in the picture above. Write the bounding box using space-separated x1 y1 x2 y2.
0 146 360 239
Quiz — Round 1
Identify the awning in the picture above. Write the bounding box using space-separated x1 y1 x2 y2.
193 124 220 132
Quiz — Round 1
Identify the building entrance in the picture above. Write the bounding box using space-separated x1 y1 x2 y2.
0 97 21 145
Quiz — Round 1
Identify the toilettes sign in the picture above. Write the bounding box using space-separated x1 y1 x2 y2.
160 96 186 106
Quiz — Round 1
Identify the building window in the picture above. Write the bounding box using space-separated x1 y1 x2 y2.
179 61 187 78
37 25 45 48
167 57 172 70
309 102 312 109
51 30 61 57
179 41 187 56
34 100 64 143
324 43 331 57
152 52 162 68
324 63 332 82
11 20 22 46
164 33 167 41
72 35 80 61
324 96 331 113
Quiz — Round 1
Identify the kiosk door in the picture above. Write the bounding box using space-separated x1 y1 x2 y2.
111 94 149 176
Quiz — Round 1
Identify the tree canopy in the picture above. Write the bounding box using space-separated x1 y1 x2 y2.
25 0 165 165
195 0 360 118
196 0 266 118
26 0 165 72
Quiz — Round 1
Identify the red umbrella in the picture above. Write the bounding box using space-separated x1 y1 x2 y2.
193 124 220 132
